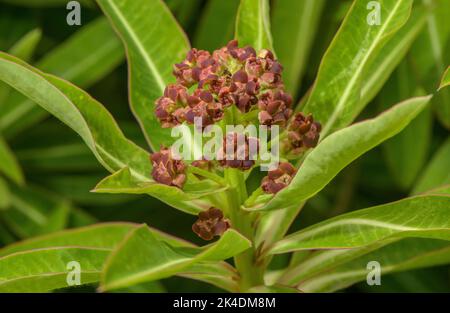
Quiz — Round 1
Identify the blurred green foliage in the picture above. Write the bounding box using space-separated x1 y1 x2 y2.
0 0 448 292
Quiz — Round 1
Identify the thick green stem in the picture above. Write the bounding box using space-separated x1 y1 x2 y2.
224 168 264 291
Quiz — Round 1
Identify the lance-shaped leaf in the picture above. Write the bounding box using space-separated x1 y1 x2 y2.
0 223 137 257
13 120 111 173
0 223 135 292
359 3 427 107
302 0 414 137
1 184 70 239
0 247 109 292
7 28 42 62
0 177 10 210
0 135 24 185
0 0 94 7
0 52 151 181
410 0 450 128
0 54 209 213
0 222 238 292
379 62 432 190
248 96 430 212
439 66 450 90
412 137 450 195
0 27 41 128
97 0 190 150
177 262 239 293
278 234 414 287
235 0 274 52
424 185 450 195
272 0 325 97
0 18 124 137
100 225 251 291
298 238 450 292
93 167 215 215
269 195 450 254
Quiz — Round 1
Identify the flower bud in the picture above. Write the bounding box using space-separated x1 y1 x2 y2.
261 162 297 194
192 207 231 240
219 132 259 170
151 147 186 188
257 90 292 126
283 112 321 155
155 84 189 127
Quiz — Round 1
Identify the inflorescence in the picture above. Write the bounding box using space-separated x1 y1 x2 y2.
151 40 321 240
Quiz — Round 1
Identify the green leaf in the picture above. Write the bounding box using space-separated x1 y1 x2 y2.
100 225 251 291
0 223 134 292
302 0 414 137
0 135 24 185
93 167 212 215
7 28 42 62
424 184 450 195
178 264 240 293
272 0 325 97
249 96 430 212
412 137 450 194
359 3 428 107
438 66 450 90
1 184 69 239
34 174 136 207
0 247 109 292
193 0 239 52
278 240 392 286
235 0 274 52
298 238 450 292
269 195 450 254
0 176 10 210
0 52 151 182
0 223 137 257
97 0 190 150
0 18 124 137
0 0 94 7
0 222 239 292
382 107 431 190
409 0 450 128
0 27 41 120
13 121 99 172
380 62 432 190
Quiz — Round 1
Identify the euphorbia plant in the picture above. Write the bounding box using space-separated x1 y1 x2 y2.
0 0 449 293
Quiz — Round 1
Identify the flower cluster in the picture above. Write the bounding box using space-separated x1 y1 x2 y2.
155 40 292 128
150 41 322 240
283 112 321 155
150 147 186 188
192 207 230 240
218 132 259 170
262 162 297 194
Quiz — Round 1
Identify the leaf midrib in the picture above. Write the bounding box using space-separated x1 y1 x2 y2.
104 0 166 93
321 0 405 136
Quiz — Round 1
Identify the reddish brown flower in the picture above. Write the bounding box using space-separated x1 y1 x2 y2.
173 49 218 87
257 90 293 126
192 207 231 240
150 147 186 188
155 84 189 128
185 89 224 128
283 112 321 155
219 132 259 170
158 40 296 131
261 162 297 194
